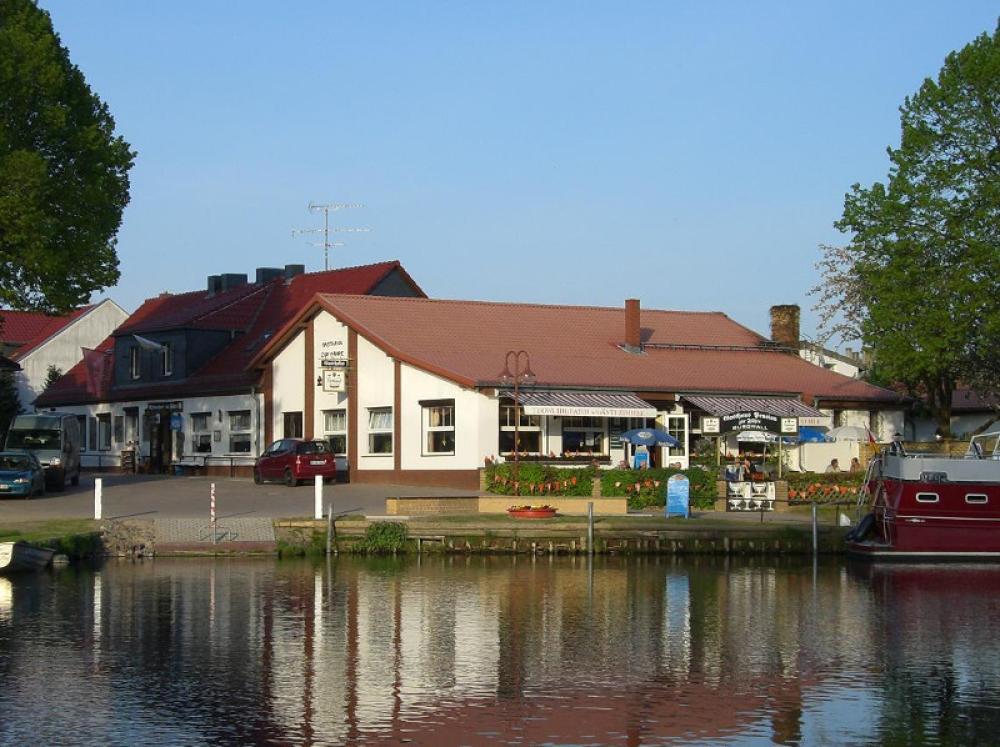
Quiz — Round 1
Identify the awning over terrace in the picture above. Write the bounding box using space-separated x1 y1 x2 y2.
681 395 828 427
507 390 657 419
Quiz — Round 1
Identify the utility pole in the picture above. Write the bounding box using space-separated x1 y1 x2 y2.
292 202 370 270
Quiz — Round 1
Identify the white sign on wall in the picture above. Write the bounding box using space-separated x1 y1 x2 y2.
322 370 345 392
701 417 720 434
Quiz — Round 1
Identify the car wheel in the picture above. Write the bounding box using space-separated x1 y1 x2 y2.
253 468 262 485
284 469 298 488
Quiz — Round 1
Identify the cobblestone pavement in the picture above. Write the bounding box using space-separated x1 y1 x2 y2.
0 472 479 523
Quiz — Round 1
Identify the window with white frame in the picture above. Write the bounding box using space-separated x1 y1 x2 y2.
77 415 88 452
97 413 112 451
422 401 455 455
161 342 174 376
228 410 252 453
367 407 393 454
561 416 605 454
499 404 541 454
323 409 347 455
666 415 687 457
129 346 141 379
192 412 212 453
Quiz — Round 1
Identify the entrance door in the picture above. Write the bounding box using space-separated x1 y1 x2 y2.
147 410 173 474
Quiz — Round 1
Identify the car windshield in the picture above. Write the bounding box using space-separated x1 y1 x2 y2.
6 429 61 449
297 441 329 455
0 455 31 471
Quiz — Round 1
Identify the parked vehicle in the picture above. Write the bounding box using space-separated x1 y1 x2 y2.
254 439 337 487
0 452 46 498
0 541 55 573
847 431 1000 558
4 414 81 491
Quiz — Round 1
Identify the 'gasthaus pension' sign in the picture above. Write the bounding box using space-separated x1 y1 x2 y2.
719 410 783 434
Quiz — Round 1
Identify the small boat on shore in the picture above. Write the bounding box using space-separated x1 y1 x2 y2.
0 541 55 573
847 431 1000 559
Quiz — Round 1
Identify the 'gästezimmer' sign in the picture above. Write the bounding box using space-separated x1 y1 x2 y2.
720 410 781 434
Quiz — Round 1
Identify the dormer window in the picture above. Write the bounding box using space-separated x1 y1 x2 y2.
129 346 141 379
161 343 174 377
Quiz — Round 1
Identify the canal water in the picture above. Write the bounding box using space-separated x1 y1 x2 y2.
1 557 999 746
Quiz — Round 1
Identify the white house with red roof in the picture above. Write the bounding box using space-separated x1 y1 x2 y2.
0 300 128 413
246 295 906 489
36 262 424 473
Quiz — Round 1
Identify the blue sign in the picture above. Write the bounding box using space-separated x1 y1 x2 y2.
170 413 183 431
666 474 690 518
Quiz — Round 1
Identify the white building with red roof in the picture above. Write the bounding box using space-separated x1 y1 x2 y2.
0 300 128 412
246 295 906 488
36 262 424 472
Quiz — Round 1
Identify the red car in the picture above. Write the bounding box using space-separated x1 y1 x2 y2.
253 439 336 487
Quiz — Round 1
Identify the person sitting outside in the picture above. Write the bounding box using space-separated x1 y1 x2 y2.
825 458 841 473
849 457 862 473
887 433 907 456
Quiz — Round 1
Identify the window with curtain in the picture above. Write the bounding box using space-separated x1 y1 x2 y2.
422 403 455 455
368 407 393 454
323 409 347 454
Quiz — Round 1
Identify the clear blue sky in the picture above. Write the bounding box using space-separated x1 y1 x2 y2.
44 1 997 345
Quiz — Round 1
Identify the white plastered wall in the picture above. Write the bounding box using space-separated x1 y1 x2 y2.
271 329 305 440
355 334 395 471
312 312 350 468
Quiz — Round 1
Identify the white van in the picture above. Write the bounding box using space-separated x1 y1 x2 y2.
5 414 82 491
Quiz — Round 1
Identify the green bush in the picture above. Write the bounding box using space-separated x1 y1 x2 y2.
601 467 716 510
786 470 865 503
353 521 409 554
485 463 594 497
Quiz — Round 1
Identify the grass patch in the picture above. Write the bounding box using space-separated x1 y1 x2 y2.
352 521 409 554
0 519 99 544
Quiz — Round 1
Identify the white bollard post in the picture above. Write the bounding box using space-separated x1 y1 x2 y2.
94 478 103 520
314 475 323 520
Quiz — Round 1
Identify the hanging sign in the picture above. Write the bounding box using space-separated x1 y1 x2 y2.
322 369 345 392
170 413 184 431
701 417 720 434
720 411 781 434
780 417 799 434
666 474 690 519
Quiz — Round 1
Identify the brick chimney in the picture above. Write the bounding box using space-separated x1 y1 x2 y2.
624 299 641 353
769 304 800 349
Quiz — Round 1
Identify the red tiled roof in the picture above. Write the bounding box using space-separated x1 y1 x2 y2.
952 388 998 412
260 295 900 404
36 261 422 407
1 306 93 359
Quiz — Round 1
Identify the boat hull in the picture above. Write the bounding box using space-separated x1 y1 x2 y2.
0 541 55 573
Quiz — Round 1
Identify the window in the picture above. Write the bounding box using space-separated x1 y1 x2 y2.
283 412 303 439
161 343 174 377
368 407 393 454
113 415 124 445
77 415 88 452
422 402 455 455
499 405 541 454
88 417 98 452
228 410 251 453
97 413 112 451
124 408 138 445
562 416 605 454
666 415 687 457
323 409 347 455
915 492 940 503
192 412 212 453
129 346 141 379
966 494 988 504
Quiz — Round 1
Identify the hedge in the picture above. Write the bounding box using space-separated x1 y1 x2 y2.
601 467 716 510
786 470 865 504
484 463 595 497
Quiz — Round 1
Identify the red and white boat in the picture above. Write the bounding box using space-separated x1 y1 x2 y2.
847 431 1000 559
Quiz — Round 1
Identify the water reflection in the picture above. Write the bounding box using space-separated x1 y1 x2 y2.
1 557 1000 745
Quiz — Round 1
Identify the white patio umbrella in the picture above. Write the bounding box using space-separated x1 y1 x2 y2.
826 425 869 441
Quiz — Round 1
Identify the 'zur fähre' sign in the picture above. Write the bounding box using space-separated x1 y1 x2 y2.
720 410 781 434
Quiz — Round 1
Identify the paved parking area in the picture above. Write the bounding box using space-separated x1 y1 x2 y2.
0 472 479 523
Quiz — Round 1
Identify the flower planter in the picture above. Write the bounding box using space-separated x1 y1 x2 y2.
507 506 557 519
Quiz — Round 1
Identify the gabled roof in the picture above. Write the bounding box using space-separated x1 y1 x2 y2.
36 261 424 407
1 306 93 359
253 294 902 405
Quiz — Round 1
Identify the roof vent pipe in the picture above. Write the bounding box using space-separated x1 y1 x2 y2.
624 298 641 353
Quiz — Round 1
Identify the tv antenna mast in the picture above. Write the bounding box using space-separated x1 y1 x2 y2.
292 202 371 270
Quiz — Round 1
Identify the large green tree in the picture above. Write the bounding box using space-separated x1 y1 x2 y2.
0 0 134 313
815 23 1000 435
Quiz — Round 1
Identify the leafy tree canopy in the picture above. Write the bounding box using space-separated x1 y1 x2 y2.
814 22 1000 433
0 0 134 313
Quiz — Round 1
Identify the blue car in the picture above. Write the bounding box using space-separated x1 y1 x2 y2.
0 451 46 498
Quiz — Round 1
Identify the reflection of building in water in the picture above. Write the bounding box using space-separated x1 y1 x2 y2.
12 558 998 745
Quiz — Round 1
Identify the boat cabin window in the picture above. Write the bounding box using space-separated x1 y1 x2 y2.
915 492 939 503
965 493 988 504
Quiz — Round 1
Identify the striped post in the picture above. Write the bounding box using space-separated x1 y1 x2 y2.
210 482 217 544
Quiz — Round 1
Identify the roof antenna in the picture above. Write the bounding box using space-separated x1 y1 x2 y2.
292 202 371 271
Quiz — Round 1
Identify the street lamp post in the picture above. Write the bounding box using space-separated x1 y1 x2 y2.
498 350 536 496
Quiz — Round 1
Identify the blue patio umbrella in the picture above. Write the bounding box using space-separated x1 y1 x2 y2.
797 426 829 443
619 428 681 448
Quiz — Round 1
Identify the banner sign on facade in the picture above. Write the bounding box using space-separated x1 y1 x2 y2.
719 410 781 434
666 474 690 518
